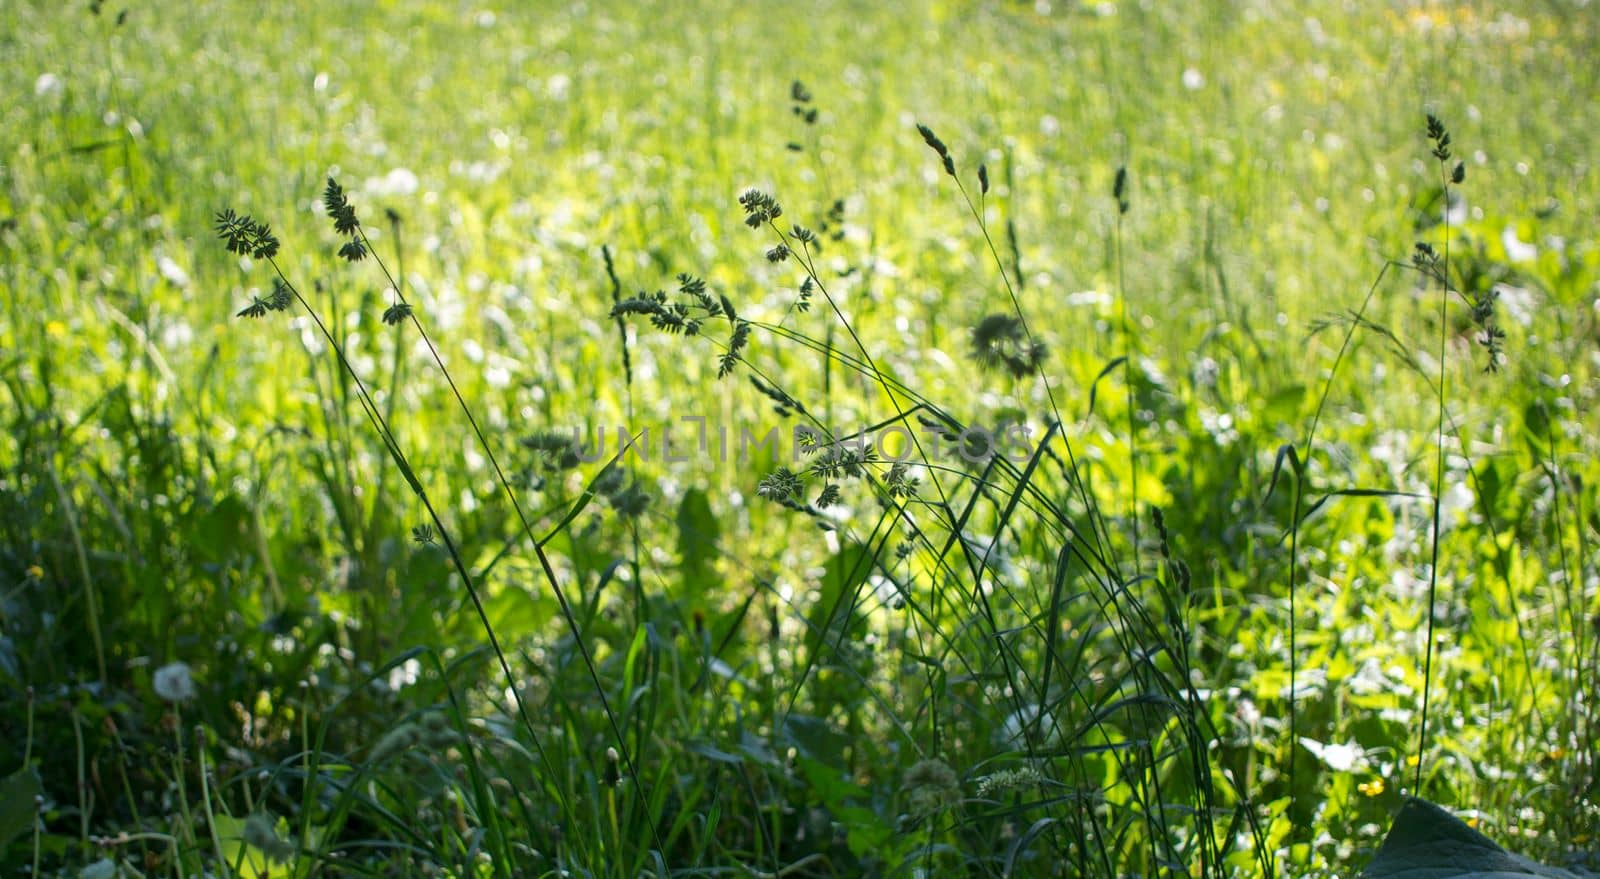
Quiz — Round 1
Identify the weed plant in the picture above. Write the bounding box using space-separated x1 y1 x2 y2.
2 2 1598 877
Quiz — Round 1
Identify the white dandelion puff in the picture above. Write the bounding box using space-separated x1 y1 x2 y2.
153 661 196 703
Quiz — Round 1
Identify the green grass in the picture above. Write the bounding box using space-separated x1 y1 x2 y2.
3 0 1598 876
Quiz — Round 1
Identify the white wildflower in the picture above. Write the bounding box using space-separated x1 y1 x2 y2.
1299 737 1367 772
1348 657 1392 696
156 254 190 288
1493 282 1535 327
1000 702 1060 748
366 167 419 197
36 73 64 99
1501 225 1537 262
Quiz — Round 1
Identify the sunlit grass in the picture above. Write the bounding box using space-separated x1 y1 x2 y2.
2 0 1597 876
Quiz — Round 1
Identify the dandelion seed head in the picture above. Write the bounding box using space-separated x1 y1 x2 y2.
36 73 65 101
153 661 196 703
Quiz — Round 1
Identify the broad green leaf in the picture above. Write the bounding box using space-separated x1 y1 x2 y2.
1363 797 1580 879
211 814 277 879
185 494 251 566
211 814 323 879
790 754 894 859
676 487 720 589
781 713 851 762
683 739 743 764
0 767 42 852
805 542 873 661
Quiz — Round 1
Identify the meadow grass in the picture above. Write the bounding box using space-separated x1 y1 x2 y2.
2 0 1598 876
